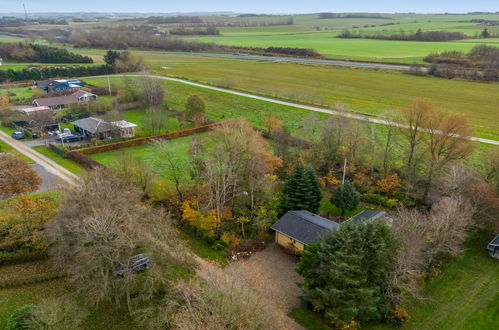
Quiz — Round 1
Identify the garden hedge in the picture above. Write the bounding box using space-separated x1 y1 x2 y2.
76 122 221 155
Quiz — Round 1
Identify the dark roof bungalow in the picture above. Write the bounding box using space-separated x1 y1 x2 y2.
271 210 340 252
72 117 137 139
271 209 389 253
487 234 499 259
32 90 97 109
35 79 83 93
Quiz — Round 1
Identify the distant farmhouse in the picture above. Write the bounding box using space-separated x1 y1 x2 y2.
32 90 97 110
271 209 388 253
35 79 84 93
72 117 137 139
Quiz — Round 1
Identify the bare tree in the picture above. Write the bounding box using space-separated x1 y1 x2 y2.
399 100 433 182
156 140 188 201
47 169 193 313
423 113 475 200
375 110 400 178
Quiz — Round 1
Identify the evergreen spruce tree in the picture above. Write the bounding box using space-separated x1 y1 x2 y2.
330 180 360 217
279 166 311 215
305 168 322 213
297 221 399 325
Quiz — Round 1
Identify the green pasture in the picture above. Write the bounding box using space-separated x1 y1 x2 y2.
193 33 497 63
0 34 24 42
126 54 499 140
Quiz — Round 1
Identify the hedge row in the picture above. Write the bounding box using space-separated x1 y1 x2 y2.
0 250 48 267
0 272 66 289
76 123 220 155
66 151 106 169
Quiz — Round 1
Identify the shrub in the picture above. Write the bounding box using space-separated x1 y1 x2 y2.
5 305 35 330
385 305 409 327
0 272 66 289
0 250 48 266
361 193 398 209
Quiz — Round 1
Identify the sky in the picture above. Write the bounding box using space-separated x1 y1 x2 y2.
1 0 498 14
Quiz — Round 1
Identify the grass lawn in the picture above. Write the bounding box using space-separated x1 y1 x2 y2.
122 108 190 137
179 230 229 266
88 134 197 178
289 307 332 330
0 280 67 327
32 146 85 175
396 229 499 330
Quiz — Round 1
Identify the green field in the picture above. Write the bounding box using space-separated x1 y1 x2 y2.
194 33 496 63
119 54 499 140
188 13 499 62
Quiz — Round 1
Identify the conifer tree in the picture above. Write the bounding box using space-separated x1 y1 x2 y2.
279 166 322 215
297 221 399 325
305 168 322 213
330 180 359 217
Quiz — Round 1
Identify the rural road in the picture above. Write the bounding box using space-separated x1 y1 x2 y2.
0 130 78 184
115 74 499 146
137 50 417 71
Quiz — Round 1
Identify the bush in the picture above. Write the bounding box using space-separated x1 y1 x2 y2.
0 250 48 266
0 272 66 289
5 305 35 330
361 193 398 209
384 305 409 327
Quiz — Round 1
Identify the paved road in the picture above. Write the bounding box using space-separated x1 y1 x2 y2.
113 74 499 146
0 130 78 184
137 50 418 71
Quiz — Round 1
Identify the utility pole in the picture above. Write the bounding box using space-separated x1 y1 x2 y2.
107 77 112 97
342 157 347 184
23 4 28 21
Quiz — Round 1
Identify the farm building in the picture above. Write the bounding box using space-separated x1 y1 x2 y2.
270 210 340 253
486 234 499 259
35 79 83 93
32 90 97 110
72 117 137 139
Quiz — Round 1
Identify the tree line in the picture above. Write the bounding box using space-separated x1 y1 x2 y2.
169 26 220 35
417 45 499 81
339 28 468 41
0 42 93 63
0 64 113 84
319 13 391 19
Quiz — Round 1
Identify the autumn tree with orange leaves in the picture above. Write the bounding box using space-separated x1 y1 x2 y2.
0 154 42 198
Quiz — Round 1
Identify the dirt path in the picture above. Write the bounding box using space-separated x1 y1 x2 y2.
0 130 78 185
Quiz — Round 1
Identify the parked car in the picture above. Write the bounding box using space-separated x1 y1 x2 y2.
11 131 25 140
61 134 83 143
114 254 150 277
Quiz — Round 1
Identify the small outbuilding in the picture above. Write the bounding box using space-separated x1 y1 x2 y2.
487 234 499 259
346 210 388 225
270 210 340 253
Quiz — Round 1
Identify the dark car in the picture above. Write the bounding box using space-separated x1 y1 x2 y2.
11 131 25 140
114 254 150 278
61 134 83 143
